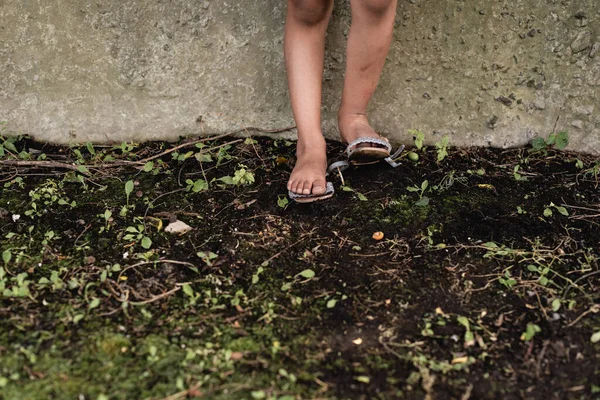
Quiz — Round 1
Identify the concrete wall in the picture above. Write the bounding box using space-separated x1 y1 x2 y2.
1 0 599 153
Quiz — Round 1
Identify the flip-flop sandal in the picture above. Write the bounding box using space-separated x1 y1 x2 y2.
345 137 406 167
346 137 393 165
288 161 349 204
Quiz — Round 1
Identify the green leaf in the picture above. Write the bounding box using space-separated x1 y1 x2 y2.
125 180 134 197
415 197 430 207
356 192 368 201
551 299 561 312
555 206 569 216
141 236 152 249
86 142 96 155
77 165 90 175
591 331 600 343
457 316 470 329
326 299 338 308
192 179 208 192
2 250 11 265
251 391 266 399
277 195 289 208
530 137 547 151
4 141 17 152
421 180 429 191
143 162 154 172
89 298 101 310
297 269 315 279
483 242 498 248
555 131 569 150
356 376 370 383
527 265 539 272
543 208 553 217
182 283 195 298
73 314 85 324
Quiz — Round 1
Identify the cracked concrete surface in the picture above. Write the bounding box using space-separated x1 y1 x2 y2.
0 0 599 153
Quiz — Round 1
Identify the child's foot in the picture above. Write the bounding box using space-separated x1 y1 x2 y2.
287 138 328 196
338 112 389 146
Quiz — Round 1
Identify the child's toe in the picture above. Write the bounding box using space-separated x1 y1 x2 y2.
312 179 327 196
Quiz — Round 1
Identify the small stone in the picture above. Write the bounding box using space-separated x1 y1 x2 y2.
527 29 536 37
571 120 584 129
532 95 546 110
571 30 592 53
165 220 192 234
590 42 600 58
573 105 594 116
495 96 513 107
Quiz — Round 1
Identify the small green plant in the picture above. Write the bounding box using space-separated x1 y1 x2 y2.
341 185 368 201
25 179 77 218
543 202 569 218
513 165 528 181
197 251 218 266
123 225 152 249
520 323 541 341
409 129 425 150
218 165 255 186
277 195 289 208
406 180 430 206
99 210 113 233
499 270 517 289
125 180 134 205
186 178 209 193
530 131 568 152
435 136 449 162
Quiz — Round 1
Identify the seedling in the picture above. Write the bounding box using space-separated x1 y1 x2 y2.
123 225 152 249
409 129 425 150
406 180 430 206
543 202 569 218
341 185 368 201
435 136 449 162
530 131 569 153
520 323 541 341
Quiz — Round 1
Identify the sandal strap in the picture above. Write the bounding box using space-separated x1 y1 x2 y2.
326 160 350 175
288 182 334 200
346 137 392 157
384 144 406 168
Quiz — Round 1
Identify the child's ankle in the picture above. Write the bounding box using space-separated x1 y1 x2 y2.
296 136 326 156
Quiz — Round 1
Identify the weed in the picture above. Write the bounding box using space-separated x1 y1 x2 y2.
123 225 153 249
530 131 569 152
407 180 430 206
410 129 425 150
435 136 449 162
543 202 569 218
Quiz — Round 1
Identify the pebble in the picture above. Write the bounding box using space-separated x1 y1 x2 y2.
571 30 592 53
571 120 584 129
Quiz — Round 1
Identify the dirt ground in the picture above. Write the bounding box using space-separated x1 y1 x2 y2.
1 132 599 399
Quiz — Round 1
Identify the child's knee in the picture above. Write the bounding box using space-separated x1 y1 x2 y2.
361 0 395 16
288 0 332 25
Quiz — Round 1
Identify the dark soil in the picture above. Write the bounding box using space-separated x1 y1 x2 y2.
1 135 599 400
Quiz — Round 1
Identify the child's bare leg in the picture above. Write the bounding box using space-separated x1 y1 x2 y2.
338 0 398 144
285 0 334 196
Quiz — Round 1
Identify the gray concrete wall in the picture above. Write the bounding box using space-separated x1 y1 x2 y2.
1 0 599 153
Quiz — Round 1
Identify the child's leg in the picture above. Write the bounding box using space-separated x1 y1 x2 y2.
338 0 398 144
285 0 334 196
